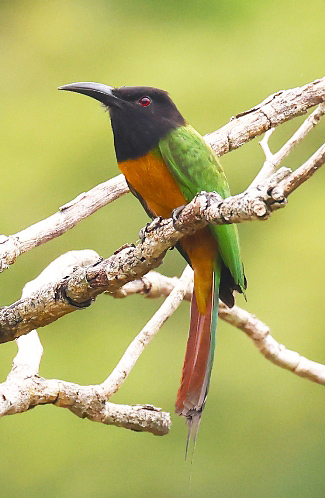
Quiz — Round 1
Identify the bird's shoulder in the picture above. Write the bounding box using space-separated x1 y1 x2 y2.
159 124 230 198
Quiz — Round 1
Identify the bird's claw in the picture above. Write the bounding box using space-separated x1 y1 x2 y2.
171 204 187 229
139 217 163 242
197 190 221 209
139 222 151 243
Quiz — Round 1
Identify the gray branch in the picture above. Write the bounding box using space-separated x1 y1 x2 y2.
0 175 128 272
1 78 324 433
0 375 170 435
0 140 324 344
206 76 325 154
0 250 171 435
0 77 324 273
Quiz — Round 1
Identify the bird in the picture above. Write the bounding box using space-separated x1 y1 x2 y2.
59 82 246 451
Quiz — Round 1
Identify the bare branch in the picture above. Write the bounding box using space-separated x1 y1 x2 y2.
0 151 324 344
111 270 192 301
1 77 324 273
218 303 325 385
111 271 325 387
272 102 325 165
282 143 325 196
206 76 325 155
251 102 325 188
1 250 171 435
0 175 128 272
0 375 170 435
102 265 193 397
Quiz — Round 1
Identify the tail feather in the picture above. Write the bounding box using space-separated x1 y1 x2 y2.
175 271 220 456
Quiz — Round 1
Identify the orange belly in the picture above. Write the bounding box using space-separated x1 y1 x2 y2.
118 151 217 314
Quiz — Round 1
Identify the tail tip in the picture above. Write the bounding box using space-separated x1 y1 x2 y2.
185 412 202 461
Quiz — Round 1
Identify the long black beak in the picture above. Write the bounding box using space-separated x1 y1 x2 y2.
58 82 120 106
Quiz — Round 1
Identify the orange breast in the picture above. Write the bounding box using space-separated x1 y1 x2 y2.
118 152 186 218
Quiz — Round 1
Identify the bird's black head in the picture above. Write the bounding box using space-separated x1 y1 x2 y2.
59 82 186 162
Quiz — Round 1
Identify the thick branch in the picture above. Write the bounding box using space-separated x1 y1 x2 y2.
1 77 324 273
0 150 324 344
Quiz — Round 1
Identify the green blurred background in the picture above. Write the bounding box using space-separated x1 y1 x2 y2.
0 0 324 496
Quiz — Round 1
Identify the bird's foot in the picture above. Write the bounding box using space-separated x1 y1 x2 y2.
196 190 222 209
171 204 187 230
139 217 163 242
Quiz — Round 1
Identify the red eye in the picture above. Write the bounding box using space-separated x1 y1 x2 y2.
139 96 151 107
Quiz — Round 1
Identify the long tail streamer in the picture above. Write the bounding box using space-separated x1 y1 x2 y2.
175 271 220 458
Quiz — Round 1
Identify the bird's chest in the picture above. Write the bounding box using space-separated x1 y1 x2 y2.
118 152 186 218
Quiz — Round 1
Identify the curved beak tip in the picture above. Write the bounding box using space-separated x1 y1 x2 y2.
58 83 84 92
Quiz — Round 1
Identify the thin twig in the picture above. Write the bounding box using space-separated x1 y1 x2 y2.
282 143 325 196
250 128 276 187
218 303 325 385
0 175 128 272
251 102 325 188
101 265 193 397
274 102 325 164
111 271 192 301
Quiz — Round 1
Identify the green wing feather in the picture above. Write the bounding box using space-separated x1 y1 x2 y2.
158 124 245 293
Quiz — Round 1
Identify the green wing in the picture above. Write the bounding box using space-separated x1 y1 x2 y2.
158 124 246 292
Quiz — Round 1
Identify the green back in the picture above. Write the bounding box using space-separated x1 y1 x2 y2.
158 125 245 292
